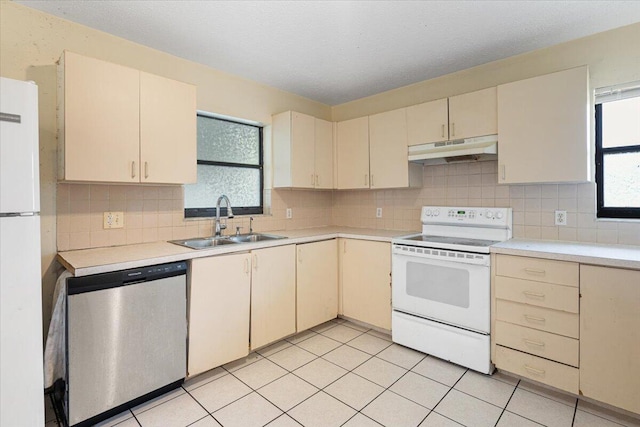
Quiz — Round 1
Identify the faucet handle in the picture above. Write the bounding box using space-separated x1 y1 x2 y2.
235 226 242 236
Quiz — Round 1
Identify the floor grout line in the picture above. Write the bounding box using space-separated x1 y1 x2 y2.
493 378 520 427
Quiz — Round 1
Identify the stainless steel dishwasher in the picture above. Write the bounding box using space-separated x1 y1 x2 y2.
65 261 187 427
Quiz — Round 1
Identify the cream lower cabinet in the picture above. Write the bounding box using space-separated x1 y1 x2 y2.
579 265 640 414
339 238 391 330
188 252 251 377
250 245 296 350
497 66 589 184
59 51 196 184
296 240 338 332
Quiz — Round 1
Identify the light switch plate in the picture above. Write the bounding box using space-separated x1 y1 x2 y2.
286 208 292 219
103 211 124 229
376 207 382 218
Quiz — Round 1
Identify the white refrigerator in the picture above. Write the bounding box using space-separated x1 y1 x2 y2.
0 77 45 426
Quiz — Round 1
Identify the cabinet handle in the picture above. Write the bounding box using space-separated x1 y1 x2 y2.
371 175 374 187
524 314 546 323
311 174 315 186
451 122 455 137
244 258 249 274
523 365 546 376
441 124 445 138
343 240 347 254
298 248 302 263
145 161 149 179
523 291 545 299
500 164 506 181
365 174 368 186
253 253 257 270
131 161 136 178
316 174 319 186
524 268 546 275
524 339 545 347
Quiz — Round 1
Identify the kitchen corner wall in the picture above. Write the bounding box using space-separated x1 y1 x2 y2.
331 161 640 246
56 184 333 251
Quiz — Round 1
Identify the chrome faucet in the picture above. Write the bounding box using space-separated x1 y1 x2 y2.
215 195 234 237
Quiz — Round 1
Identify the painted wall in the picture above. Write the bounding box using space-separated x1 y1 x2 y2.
0 2 332 337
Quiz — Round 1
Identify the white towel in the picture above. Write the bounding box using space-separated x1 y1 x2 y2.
43 270 72 389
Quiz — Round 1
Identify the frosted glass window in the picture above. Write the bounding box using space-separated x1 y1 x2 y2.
185 114 263 217
595 93 640 219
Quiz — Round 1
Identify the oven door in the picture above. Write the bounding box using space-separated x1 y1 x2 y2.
392 244 490 333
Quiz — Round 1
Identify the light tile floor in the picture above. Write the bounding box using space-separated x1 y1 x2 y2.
46 319 640 427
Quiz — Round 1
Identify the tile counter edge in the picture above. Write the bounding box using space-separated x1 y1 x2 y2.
58 227 409 277
491 238 640 270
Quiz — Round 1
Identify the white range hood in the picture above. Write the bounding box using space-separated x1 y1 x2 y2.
408 134 498 165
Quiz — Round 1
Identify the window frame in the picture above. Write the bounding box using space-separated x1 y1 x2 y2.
595 103 640 219
184 114 264 219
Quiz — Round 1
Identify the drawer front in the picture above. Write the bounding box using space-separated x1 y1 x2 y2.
495 345 579 394
495 321 579 367
495 276 579 313
496 255 578 287
496 300 579 338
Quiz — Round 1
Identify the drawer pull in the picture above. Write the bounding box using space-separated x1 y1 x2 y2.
524 268 546 275
523 291 546 299
524 365 546 376
524 339 545 347
524 314 546 323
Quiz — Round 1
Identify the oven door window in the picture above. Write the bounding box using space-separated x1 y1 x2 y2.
406 261 470 308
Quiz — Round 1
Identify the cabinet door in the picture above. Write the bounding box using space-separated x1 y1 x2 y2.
188 253 251 377
140 72 197 184
497 67 589 184
580 265 640 414
336 117 370 189
314 118 334 189
291 112 316 188
62 51 140 182
251 245 296 350
448 87 497 140
406 98 449 145
340 239 391 330
297 240 338 331
369 108 409 189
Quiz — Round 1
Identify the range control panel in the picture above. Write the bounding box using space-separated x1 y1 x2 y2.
421 206 512 227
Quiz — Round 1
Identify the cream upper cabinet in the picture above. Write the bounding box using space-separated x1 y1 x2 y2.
448 87 497 140
406 98 449 146
188 253 251 377
272 111 334 189
59 51 140 183
369 108 421 189
314 118 334 189
296 240 338 332
339 238 391 330
406 88 496 146
579 265 640 414
139 72 197 184
497 66 590 184
336 117 370 189
250 245 296 350
59 51 196 184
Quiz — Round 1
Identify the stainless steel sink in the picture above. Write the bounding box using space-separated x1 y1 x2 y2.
229 233 287 243
169 237 238 250
169 233 287 249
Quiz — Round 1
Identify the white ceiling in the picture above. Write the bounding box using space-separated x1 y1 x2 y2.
17 1 640 105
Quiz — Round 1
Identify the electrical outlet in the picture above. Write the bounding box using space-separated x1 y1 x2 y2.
286 208 292 219
376 207 383 218
103 211 124 229
555 210 567 226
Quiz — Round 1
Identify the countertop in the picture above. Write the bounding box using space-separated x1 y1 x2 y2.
57 227 408 276
491 238 640 270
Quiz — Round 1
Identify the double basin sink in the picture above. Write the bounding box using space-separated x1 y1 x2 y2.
170 233 287 250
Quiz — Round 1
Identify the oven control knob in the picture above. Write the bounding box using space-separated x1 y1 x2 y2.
496 211 504 219
433 209 440 217
425 209 432 216
485 210 494 219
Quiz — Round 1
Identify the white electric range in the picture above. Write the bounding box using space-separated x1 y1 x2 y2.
391 206 512 374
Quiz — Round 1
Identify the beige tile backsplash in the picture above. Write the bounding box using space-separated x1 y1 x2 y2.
57 160 640 251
